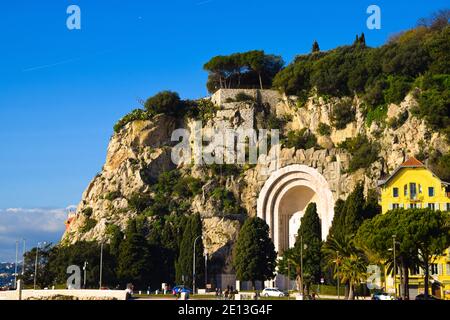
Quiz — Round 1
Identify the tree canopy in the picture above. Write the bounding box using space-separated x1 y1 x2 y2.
356 208 450 298
273 15 449 140
144 90 182 116
232 217 277 289
204 50 284 93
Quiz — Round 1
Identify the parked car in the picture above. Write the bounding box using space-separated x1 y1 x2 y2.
172 285 192 295
415 294 440 300
261 288 286 297
372 292 394 300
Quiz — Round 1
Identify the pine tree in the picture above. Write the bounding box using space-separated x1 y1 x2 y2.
233 217 277 290
117 219 151 288
312 40 320 53
176 214 204 287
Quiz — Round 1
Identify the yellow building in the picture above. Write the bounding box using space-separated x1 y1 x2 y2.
378 157 450 299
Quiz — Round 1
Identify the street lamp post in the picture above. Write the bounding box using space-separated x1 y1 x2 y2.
33 245 38 290
193 235 202 294
33 242 46 290
21 239 26 276
300 235 307 297
99 242 104 289
14 241 18 289
83 261 88 289
288 259 290 300
392 235 397 299
204 251 208 291
336 250 340 300
300 235 304 296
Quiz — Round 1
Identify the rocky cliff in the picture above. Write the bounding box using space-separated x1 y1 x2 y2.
62 89 449 269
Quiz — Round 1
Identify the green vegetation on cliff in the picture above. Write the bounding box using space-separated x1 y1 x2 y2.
273 14 449 138
114 92 218 133
127 170 202 217
338 135 380 173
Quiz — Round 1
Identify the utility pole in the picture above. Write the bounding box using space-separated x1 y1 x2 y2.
193 235 202 294
99 242 104 289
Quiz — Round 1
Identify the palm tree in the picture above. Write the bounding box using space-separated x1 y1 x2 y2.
322 234 368 300
339 253 367 299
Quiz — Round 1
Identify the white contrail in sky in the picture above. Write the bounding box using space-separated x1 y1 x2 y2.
22 57 83 72
22 50 112 72
196 0 214 5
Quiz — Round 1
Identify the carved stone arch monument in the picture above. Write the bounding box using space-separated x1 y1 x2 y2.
257 164 335 256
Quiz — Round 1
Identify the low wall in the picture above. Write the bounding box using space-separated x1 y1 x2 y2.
0 289 127 300
0 290 18 300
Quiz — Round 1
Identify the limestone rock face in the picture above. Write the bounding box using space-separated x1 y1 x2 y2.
203 217 241 256
63 89 449 272
62 115 176 244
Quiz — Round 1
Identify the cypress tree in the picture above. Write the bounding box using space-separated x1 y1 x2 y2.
176 214 204 287
359 33 366 48
117 219 151 288
296 203 322 293
328 184 379 241
343 183 365 235
363 188 381 220
327 198 346 240
312 40 320 53
233 217 277 290
324 184 372 298
108 224 123 258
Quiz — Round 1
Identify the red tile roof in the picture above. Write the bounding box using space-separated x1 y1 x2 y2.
400 157 424 167
378 157 426 186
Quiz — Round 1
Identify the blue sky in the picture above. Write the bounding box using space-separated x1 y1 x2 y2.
0 0 448 261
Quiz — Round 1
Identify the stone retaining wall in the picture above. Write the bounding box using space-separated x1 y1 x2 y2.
211 89 281 107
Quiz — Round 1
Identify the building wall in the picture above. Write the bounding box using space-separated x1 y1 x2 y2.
380 167 450 214
380 166 450 299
